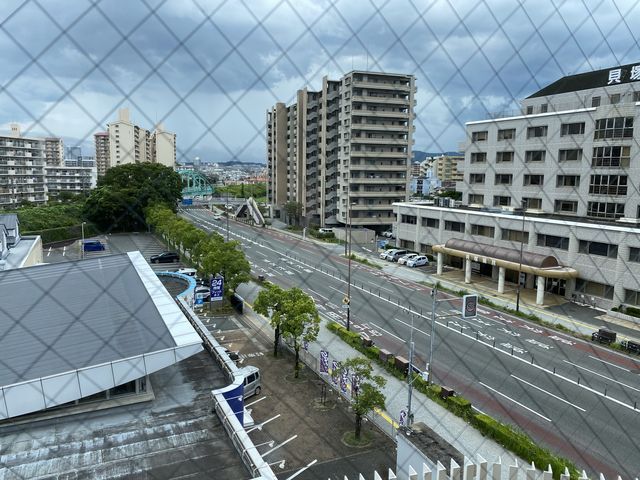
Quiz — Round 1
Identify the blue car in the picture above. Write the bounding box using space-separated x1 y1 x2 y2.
83 240 105 252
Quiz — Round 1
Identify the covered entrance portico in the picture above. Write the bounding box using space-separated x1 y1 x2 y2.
433 239 578 306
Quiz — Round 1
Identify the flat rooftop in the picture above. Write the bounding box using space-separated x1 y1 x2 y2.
0 253 177 386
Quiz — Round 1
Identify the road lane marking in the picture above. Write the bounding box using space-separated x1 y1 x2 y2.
62 246 66 256
510 374 586 412
370 322 404 342
309 289 330 302
588 355 630 372
392 317 430 338
256 250 267 256
479 382 552 422
562 360 640 393
47 246 51 257
370 282 394 293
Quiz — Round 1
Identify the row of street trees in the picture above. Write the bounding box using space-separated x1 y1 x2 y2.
145 204 250 296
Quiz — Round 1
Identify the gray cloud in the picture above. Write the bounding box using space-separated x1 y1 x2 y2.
1 0 639 162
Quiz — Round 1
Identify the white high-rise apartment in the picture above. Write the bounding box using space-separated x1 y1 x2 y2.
394 62 640 309
267 71 416 229
103 108 176 172
94 131 110 177
43 137 64 166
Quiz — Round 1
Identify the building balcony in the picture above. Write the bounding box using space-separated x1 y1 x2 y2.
351 151 408 158
352 80 412 91
351 110 410 119
350 123 409 132
350 190 403 197
350 163 408 171
352 95 410 105
350 136 408 145
351 203 395 210
350 177 406 184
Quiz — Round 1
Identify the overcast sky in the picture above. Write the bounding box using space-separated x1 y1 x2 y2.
1 0 639 163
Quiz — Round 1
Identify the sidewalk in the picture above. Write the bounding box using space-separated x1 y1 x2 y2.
238 284 516 470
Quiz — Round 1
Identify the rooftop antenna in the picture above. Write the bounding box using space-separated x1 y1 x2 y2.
366 52 369 71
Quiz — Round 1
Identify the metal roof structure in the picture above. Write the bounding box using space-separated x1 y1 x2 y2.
0 251 202 419
445 238 559 269
0 214 18 231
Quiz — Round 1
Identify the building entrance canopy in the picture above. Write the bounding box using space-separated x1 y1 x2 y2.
434 238 578 279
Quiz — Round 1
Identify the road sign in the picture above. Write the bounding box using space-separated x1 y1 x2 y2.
342 296 350 305
462 294 478 318
210 276 224 302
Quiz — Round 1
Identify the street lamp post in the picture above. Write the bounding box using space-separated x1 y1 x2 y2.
515 199 527 312
427 285 438 384
346 199 354 331
226 187 230 242
81 222 86 260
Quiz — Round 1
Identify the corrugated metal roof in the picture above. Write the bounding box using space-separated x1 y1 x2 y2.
0 214 18 230
0 254 176 387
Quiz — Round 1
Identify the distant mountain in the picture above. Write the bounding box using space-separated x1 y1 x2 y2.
412 150 463 162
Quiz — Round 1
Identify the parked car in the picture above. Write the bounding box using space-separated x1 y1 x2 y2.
83 240 105 252
380 249 398 260
591 328 617 345
176 267 197 277
397 253 418 265
318 228 334 234
195 285 211 301
407 255 429 268
388 249 409 262
150 252 179 263
382 230 395 238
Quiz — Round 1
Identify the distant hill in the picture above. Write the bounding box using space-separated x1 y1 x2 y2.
413 150 463 162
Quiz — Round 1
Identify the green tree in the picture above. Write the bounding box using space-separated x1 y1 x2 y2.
284 201 303 226
280 288 320 378
254 282 286 357
338 357 386 439
199 239 251 296
84 163 182 231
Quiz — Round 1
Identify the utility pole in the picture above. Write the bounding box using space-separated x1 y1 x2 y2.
427 285 438 384
407 313 415 427
346 197 352 331
81 222 86 260
515 199 527 312
226 186 230 242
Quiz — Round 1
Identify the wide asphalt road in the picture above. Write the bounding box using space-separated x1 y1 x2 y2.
180 207 640 479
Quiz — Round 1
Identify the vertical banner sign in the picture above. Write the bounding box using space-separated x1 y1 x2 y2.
351 374 359 397
319 350 329 374
399 410 407 426
210 275 224 302
340 368 348 393
462 294 478 319
303 340 309 352
331 361 339 385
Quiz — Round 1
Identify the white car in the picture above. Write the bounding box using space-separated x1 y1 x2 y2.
407 256 429 268
382 230 395 238
380 249 398 260
397 253 418 265
176 268 198 277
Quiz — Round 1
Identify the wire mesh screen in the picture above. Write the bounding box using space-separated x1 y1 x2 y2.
1 1 640 479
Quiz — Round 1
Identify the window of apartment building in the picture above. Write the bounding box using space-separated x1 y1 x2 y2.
629 247 640 263
495 174 512 185
634 91 640 102
470 152 487 163
401 214 417 224
421 217 439 228
554 199 578 214
589 175 627 196
493 195 511 207
400 240 415 249
578 240 618 258
527 126 548 138
496 151 514 163
471 224 495 238
575 278 614 299
471 131 488 142
609 93 621 105
587 201 625 219
523 174 543 186
444 220 465 232
556 175 580 187
526 106 534 114
558 148 583 162
560 122 585 136
420 243 433 254
537 233 569 250
592 146 630 167
540 103 548 113
501 228 529 243
525 150 545 162
466 194 484 205
591 96 601 107
469 173 485 184
497 128 516 140
594 117 634 139
522 197 542 209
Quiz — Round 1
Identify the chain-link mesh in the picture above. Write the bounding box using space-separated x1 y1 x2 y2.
2 1 640 479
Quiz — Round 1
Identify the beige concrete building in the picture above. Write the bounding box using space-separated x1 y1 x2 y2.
101 108 176 173
431 154 463 187
267 71 416 229
43 137 64 166
94 131 110 177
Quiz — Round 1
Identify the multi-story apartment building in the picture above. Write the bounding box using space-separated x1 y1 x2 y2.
0 124 47 206
101 108 176 173
394 62 640 310
267 71 416 229
94 131 110 177
0 125 96 206
431 153 463 188
44 137 64 166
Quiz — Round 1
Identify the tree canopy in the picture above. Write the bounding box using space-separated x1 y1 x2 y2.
84 163 182 231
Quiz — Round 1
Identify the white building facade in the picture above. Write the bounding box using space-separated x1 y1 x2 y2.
395 63 640 309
